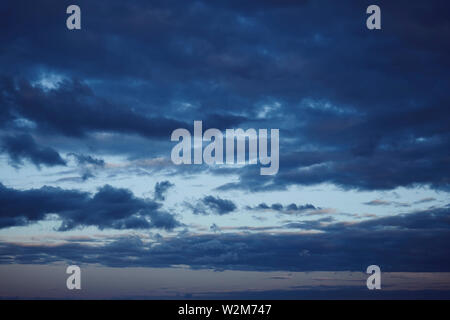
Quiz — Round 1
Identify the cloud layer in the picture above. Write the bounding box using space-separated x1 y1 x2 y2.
0 0 449 288
0 0 448 191
1 206 449 272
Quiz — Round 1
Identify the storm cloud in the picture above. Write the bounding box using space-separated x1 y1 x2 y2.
0 183 180 231
1 133 66 168
186 195 237 215
0 0 449 294
0 0 448 191
1 206 449 272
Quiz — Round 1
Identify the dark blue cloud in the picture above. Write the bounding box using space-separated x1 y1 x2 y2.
68 153 105 167
1 206 449 272
0 183 180 230
1 78 187 139
0 0 449 300
0 0 449 191
186 195 237 215
247 202 318 214
1 133 66 168
153 181 174 201
363 199 410 207
202 195 237 215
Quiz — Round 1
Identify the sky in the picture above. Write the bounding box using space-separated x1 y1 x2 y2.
0 0 449 299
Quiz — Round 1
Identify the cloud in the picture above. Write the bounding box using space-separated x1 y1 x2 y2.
0 0 449 192
247 202 322 214
68 153 105 167
0 183 180 231
414 197 436 204
363 200 392 206
1 77 187 139
0 133 66 168
154 181 174 201
363 199 410 208
0 1 449 299
186 196 237 215
1 206 449 272
210 223 220 233
218 138 450 192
